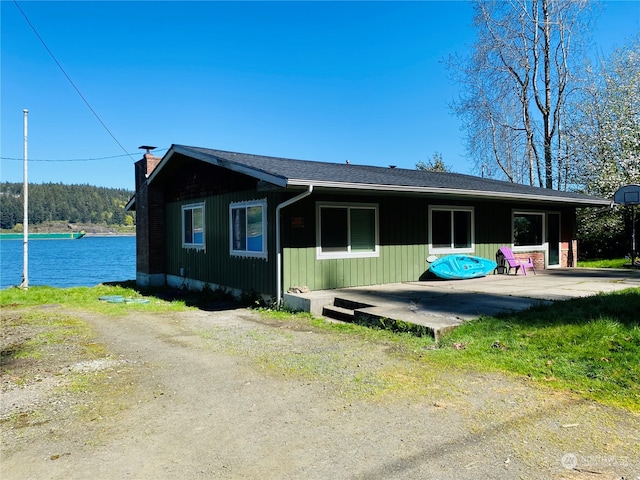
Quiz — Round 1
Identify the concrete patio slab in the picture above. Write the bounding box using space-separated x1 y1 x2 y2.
283 268 640 339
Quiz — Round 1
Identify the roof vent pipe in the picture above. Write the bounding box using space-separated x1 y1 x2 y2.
275 185 314 307
139 145 156 154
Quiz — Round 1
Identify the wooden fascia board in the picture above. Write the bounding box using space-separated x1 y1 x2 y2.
125 195 135 211
147 146 288 188
285 179 612 207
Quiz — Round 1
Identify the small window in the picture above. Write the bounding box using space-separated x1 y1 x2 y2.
317 203 379 259
182 203 205 249
513 212 543 247
429 206 474 253
230 199 267 259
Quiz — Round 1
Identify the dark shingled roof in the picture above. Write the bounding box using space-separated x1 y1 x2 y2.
149 144 611 207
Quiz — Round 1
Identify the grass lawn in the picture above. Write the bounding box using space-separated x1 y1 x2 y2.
430 287 640 412
0 283 192 315
2 283 639 412
578 257 630 268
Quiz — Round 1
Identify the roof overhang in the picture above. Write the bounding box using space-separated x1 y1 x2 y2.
145 145 612 208
125 195 135 211
148 145 288 188
285 179 613 207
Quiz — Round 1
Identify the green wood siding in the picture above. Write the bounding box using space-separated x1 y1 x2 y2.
284 243 430 290
473 202 510 262
165 191 285 297
162 184 578 294
281 196 565 291
282 195 432 291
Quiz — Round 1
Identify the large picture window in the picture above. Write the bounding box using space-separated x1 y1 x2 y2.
429 206 473 253
230 199 267 259
182 203 205 249
513 212 544 247
316 203 378 259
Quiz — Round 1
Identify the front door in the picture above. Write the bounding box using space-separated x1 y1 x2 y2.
547 213 560 267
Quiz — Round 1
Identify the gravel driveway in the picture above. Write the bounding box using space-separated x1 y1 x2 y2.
1 305 638 479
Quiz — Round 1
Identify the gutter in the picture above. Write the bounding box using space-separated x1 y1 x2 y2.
285 179 612 207
275 185 313 307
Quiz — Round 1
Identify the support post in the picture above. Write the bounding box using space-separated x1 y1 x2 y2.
632 206 637 267
20 109 29 289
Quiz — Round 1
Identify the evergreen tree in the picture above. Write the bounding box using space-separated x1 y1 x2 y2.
0 182 134 230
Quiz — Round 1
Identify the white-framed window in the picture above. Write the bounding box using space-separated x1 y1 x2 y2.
513 211 544 248
182 203 205 249
429 206 474 253
230 199 267 259
316 202 379 259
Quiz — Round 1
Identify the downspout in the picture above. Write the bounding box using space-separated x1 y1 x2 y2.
276 185 313 307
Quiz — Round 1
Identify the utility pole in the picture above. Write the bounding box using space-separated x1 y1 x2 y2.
20 109 29 289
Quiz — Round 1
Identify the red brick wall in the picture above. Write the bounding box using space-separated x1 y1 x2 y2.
564 239 578 267
514 251 545 271
559 240 578 267
134 155 165 280
514 239 578 270
561 210 578 267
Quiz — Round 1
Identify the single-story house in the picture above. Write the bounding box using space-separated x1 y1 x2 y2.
129 144 611 303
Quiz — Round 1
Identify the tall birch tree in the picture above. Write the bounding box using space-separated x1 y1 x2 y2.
449 0 590 189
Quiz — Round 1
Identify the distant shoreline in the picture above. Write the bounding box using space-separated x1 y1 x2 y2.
0 231 136 235
1 222 136 238
84 233 136 237
0 233 136 240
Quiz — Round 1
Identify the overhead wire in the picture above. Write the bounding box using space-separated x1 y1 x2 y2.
0 149 168 162
12 0 137 163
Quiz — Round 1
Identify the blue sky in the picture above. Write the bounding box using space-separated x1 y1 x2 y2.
1 1 639 191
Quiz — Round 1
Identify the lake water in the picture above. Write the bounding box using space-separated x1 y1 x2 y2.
0 236 136 289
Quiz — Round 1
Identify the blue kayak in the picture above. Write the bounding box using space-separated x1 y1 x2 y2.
428 255 497 280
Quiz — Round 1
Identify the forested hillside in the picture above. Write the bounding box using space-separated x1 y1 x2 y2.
0 182 134 230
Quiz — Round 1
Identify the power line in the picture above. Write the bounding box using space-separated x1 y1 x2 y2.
0 149 168 162
12 0 136 163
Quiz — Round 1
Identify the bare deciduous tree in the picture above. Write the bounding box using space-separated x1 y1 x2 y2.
448 0 590 189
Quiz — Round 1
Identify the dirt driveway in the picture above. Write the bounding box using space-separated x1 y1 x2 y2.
1 305 638 479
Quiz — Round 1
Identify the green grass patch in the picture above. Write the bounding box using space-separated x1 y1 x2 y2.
0 284 191 315
434 288 640 411
577 258 628 268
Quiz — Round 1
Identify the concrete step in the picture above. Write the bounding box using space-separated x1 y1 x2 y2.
322 304 355 323
333 297 374 311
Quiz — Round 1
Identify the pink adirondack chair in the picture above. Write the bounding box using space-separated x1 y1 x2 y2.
497 247 536 276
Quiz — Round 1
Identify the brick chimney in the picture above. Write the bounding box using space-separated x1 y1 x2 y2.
135 146 162 191
134 146 165 287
